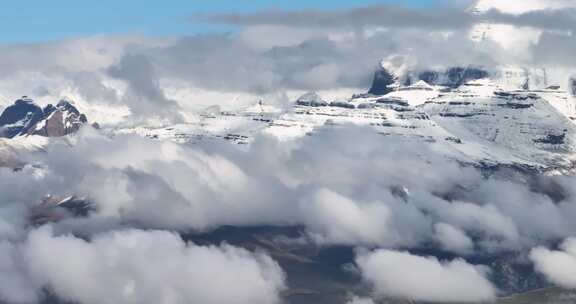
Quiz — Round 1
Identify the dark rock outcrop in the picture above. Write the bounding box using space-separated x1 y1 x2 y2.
29 195 94 226
0 97 44 138
534 132 567 145
329 101 355 109
418 67 489 88
367 68 396 95
0 97 89 138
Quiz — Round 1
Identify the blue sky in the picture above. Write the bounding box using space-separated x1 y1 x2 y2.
0 0 437 44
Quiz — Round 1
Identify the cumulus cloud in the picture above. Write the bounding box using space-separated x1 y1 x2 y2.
346 295 375 304
299 188 394 246
0 1 575 303
151 18 497 93
0 241 38 303
195 5 476 30
434 222 474 254
0 227 286 304
3 124 574 254
196 2 576 33
108 53 183 123
356 250 496 302
0 110 575 302
0 0 573 115
530 238 576 288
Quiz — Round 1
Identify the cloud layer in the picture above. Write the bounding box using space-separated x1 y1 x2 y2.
0 1 574 303
355 249 496 302
8 125 576 253
0 227 285 304
0 0 574 124
531 238 576 289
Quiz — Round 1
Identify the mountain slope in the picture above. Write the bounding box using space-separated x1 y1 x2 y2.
0 97 89 139
113 70 576 173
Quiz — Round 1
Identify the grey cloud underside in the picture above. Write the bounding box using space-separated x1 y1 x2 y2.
108 54 183 121
0 123 574 302
196 5 576 33
17 127 576 251
483 8 576 32
531 32 576 66
146 30 496 94
0 5 572 108
194 6 476 30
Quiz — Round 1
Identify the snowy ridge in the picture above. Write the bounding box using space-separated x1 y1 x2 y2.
113 75 576 172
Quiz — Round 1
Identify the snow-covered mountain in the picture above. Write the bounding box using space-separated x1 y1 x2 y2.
0 97 90 139
0 97 46 138
0 97 93 167
112 63 576 173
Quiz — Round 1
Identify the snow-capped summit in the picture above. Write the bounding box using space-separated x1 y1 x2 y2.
29 99 88 137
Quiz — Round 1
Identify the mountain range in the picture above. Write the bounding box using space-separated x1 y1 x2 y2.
0 1 575 303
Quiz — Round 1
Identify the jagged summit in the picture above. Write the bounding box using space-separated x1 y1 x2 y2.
367 68 395 96
0 97 90 138
0 96 45 138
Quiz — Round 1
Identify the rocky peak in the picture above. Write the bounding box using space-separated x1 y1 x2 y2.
0 96 44 138
29 195 94 226
0 97 90 138
367 68 396 96
29 99 88 137
56 99 81 115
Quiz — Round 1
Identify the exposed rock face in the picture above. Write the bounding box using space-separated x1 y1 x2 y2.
367 66 488 96
29 195 94 226
368 68 396 95
570 77 576 96
418 67 490 88
29 100 88 137
0 97 44 138
0 97 89 138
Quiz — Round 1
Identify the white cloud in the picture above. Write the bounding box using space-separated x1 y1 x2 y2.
0 2 574 302
299 189 393 246
434 222 474 254
346 295 375 304
12 124 576 253
20 227 285 304
530 238 576 288
356 250 496 302
0 241 38 303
